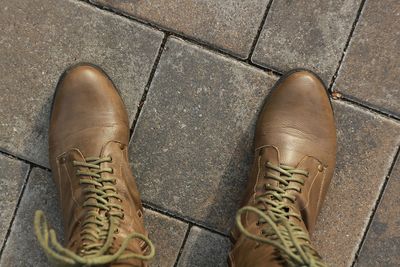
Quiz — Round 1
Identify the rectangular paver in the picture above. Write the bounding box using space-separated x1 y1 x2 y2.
355 155 400 267
130 37 278 233
334 0 400 117
177 226 230 267
0 168 62 266
90 0 271 58
0 0 164 167
144 209 188 267
312 101 400 267
0 154 29 249
252 0 362 82
0 168 187 266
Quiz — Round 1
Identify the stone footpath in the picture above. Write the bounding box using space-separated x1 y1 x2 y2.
0 0 399 266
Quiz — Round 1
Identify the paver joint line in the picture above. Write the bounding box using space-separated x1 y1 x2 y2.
0 150 51 173
173 224 192 267
247 0 275 61
0 165 32 259
327 0 368 91
129 34 169 140
351 145 400 266
142 202 229 238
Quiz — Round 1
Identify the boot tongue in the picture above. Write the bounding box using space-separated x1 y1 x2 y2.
275 147 305 168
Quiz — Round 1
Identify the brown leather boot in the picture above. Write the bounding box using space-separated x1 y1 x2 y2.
229 70 336 267
34 63 155 266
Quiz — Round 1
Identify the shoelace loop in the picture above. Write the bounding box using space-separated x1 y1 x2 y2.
236 161 326 267
34 156 155 266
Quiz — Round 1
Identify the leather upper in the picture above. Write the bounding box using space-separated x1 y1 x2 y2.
230 70 337 267
49 64 148 267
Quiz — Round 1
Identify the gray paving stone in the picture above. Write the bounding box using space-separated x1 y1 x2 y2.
252 0 362 82
130 37 278 233
334 0 400 117
90 0 271 58
0 167 187 266
0 0 164 167
0 168 62 267
355 156 400 267
177 226 230 267
312 101 400 267
144 209 188 267
0 155 29 249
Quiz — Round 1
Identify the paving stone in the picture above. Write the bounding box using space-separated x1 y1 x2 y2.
90 0 271 58
130 37 278 233
0 0 164 167
252 0 362 82
177 226 230 267
0 168 62 267
144 209 188 267
0 167 187 266
355 156 400 267
312 101 400 267
334 0 400 117
0 155 29 249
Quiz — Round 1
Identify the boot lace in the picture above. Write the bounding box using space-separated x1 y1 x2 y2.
34 156 155 266
236 161 327 267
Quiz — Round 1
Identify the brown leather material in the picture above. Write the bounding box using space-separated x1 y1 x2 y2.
49 64 149 267
229 69 337 266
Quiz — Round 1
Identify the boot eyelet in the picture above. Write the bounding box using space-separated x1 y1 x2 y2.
318 164 324 172
137 210 143 218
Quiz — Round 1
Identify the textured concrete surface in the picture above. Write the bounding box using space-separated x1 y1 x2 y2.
0 0 163 167
0 155 29 249
355 157 400 267
0 168 62 267
312 101 400 267
90 0 270 58
334 0 400 117
130 37 278 232
252 0 362 82
144 209 188 267
177 227 230 267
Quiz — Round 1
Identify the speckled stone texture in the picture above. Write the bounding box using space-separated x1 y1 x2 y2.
355 156 400 266
0 0 163 167
252 0 362 82
312 101 400 267
0 168 187 266
0 155 29 249
0 168 62 267
177 227 230 267
334 0 400 117
144 209 188 267
90 0 270 58
129 37 278 232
